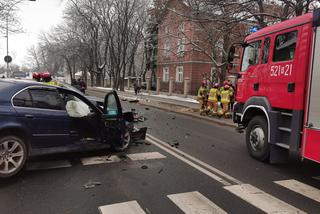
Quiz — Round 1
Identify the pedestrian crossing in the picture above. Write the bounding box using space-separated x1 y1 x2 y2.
26 151 167 170
24 150 320 213
274 179 320 203
167 191 227 214
224 184 306 213
98 178 320 214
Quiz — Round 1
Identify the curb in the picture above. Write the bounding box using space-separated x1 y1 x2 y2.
88 88 236 128
138 101 236 128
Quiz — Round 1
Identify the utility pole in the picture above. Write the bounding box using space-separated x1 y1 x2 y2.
4 0 36 78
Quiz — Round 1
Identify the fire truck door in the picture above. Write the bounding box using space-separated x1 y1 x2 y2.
303 27 320 163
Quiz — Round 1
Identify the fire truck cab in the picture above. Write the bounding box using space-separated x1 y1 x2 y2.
230 9 320 164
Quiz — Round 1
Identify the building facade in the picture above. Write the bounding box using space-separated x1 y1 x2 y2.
156 0 215 95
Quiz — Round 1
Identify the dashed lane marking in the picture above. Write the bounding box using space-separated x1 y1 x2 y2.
275 179 320 203
127 152 167 161
224 184 306 214
167 191 228 214
26 160 72 171
146 136 232 186
98 200 146 214
81 155 121 166
147 134 242 185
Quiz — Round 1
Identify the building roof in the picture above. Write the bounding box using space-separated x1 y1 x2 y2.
246 13 313 42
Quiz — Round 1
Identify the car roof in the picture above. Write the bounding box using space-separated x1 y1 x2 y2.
0 79 59 102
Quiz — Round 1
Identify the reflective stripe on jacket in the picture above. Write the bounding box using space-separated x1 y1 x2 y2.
208 88 219 102
220 89 233 103
197 86 208 98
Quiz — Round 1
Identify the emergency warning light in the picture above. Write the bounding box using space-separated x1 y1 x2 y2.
249 26 260 33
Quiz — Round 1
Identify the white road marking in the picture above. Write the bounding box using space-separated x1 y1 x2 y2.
81 155 121 166
26 160 72 171
312 176 320 181
147 137 231 186
98 200 146 214
168 191 227 214
147 134 242 185
224 184 306 214
127 152 167 161
275 179 320 203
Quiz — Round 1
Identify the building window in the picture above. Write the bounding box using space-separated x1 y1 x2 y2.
163 67 169 82
176 66 184 83
177 38 185 56
210 67 217 83
164 40 170 57
273 31 297 62
165 26 169 34
178 22 185 32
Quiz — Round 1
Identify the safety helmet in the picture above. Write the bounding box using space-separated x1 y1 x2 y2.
41 72 51 79
224 84 230 90
32 72 40 79
213 83 219 88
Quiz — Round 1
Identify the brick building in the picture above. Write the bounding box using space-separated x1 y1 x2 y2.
156 0 215 95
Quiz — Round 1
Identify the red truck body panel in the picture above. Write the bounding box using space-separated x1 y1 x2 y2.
237 13 313 111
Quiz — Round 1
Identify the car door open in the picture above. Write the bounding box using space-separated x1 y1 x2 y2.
103 91 147 149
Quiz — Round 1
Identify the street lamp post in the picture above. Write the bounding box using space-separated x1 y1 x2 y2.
4 0 36 78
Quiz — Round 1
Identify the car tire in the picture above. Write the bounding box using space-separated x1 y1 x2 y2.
246 116 270 162
114 129 131 152
0 136 27 178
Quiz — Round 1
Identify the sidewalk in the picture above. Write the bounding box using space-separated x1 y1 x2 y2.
89 87 236 128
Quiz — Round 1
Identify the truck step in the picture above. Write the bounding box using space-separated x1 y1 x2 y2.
275 143 290 149
278 127 292 133
280 112 293 117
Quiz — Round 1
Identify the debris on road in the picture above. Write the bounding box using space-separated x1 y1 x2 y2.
121 98 128 101
145 141 152 145
158 168 163 174
172 116 176 120
83 181 102 189
145 107 150 110
185 133 191 138
129 99 139 103
141 165 148 170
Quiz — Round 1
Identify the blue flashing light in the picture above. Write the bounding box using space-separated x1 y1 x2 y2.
249 26 260 33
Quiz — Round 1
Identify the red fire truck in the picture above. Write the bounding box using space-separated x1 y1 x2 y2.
229 9 320 164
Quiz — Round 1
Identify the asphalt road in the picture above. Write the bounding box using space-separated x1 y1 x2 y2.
0 89 320 214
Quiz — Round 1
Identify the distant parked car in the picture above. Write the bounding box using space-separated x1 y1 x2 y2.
0 79 147 178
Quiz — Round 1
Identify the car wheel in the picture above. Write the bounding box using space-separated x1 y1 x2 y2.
114 130 131 152
0 136 27 178
246 116 270 162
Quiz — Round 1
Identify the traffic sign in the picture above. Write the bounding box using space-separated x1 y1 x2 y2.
4 55 12 63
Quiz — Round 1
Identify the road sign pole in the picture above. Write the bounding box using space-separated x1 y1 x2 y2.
6 15 9 78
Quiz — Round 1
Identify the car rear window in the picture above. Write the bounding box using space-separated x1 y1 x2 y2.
12 90 33 108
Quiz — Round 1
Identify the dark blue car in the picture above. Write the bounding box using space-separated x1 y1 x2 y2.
0 79 146 178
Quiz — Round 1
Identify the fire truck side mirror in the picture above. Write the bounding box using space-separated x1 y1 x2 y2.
227 46 236 63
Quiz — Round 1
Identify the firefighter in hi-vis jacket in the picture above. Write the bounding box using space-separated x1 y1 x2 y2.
218 84 233 118
207 83 220 116
197 81 208 115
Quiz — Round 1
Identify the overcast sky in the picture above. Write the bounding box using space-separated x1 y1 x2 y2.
0 0 67 68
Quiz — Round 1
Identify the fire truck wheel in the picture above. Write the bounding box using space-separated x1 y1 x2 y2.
246 116 270 162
